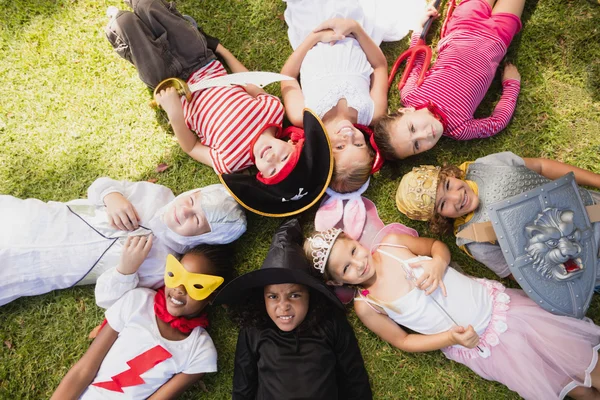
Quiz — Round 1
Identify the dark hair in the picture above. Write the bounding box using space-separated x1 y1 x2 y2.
186 244 234 285
428 164 465 235
372 111 404 161
329 129 376 193
229 286 340 333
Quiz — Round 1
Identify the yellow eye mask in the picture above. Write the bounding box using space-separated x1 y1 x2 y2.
164 254 224 301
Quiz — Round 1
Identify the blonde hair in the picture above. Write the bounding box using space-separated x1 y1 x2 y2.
330 157 374 193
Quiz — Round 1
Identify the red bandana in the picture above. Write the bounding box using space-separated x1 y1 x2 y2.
256 126 305 185
154 287 209 334
416 101 448 132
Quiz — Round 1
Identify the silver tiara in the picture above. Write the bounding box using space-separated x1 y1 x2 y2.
307 228 342 273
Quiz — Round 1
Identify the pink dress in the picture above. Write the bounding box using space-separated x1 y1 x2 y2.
357 243 600 399
400 0 522 140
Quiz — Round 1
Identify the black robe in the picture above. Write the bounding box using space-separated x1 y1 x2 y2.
232 313 373 400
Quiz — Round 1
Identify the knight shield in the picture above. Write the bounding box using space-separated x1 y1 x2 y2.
487 173 597 319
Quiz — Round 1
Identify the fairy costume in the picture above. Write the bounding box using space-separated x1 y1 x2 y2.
357 240 600 399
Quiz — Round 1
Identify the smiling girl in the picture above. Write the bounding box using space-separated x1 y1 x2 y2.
305 227 600 399
0 178 246 307
280 0 423 192
52 241 232 399
374 0 525 160
213 219 372 400
396 152 600 280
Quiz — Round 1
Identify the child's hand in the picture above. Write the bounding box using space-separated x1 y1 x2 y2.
418 4 440 31
117 235 153 275
104 192 141 231
313 29 345 45
214 43 226 55
502 63 521 82
313 18 357 38
155 87 184 118
448 325 480 348
409 257 448 296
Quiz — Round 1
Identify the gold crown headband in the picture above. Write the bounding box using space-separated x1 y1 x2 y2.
307 228 342 273
396 165 441 221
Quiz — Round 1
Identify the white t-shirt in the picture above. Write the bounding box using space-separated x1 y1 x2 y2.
81 288 217 399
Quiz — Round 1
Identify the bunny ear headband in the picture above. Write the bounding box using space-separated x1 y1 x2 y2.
315 179 370 240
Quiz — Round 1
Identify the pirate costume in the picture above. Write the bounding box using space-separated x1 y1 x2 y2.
219 110 334 217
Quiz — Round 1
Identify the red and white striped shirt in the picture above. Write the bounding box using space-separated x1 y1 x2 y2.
400 30 520 141
182 60 285 174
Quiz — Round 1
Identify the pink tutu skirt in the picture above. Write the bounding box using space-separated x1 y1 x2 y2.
443 281 600 399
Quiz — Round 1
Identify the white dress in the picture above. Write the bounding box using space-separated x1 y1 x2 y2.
81 288 217 399
284 0 425 125
357 243 600 399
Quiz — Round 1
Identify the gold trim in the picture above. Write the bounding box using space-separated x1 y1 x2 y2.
219 108 334 218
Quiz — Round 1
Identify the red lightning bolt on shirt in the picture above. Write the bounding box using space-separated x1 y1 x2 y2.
92 345 172 393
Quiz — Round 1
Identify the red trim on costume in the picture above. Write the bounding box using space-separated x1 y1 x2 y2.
354 124 384 174
416 101 448 132
154 287 209 333
92 345 172 393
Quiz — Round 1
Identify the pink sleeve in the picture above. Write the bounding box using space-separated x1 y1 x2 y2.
448 79 521 140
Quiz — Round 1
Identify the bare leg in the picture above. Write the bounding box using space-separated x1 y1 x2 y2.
491 0 526 18
568 385 600 400
568 356 600 399
591 357 600 391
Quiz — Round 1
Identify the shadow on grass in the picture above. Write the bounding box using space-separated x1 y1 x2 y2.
0 0 70 35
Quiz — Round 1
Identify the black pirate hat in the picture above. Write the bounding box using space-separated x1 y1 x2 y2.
219 109 333 217
212 219 343 310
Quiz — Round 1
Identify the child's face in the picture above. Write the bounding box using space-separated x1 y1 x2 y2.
327 120 372 174
263 283 310 332
435 176 480 218
164 190 211 237
253 135 296 179
165 252 215 317
389 108 443 159
327 237 373 285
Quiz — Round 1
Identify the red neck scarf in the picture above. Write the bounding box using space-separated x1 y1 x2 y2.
416 101 448 132
153 287 209 334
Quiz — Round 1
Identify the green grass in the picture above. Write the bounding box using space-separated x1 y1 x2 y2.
1 0 599 398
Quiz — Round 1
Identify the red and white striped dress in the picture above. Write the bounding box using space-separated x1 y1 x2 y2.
400 9 520 141
182 60 285 174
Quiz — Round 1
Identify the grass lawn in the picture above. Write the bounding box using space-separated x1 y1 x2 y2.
1 0 599 398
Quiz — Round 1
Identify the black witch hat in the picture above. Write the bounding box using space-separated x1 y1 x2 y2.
212 219 343 309
218 109 333 217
